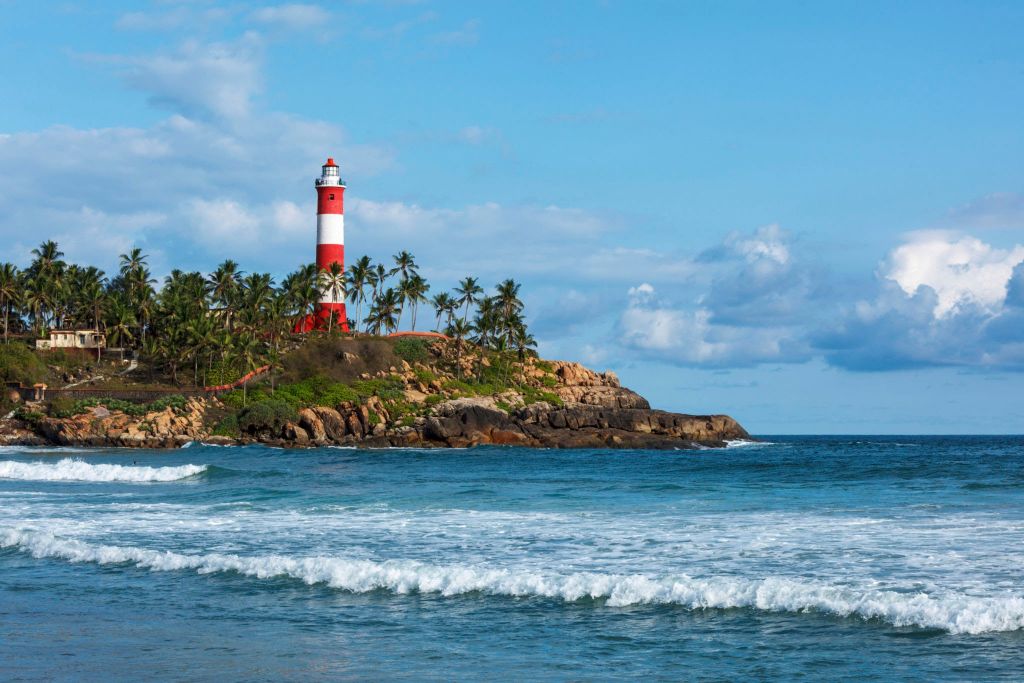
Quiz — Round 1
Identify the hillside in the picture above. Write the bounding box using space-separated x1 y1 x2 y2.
2 335 749 449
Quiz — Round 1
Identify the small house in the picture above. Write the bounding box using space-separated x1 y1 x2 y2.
36 329 106 356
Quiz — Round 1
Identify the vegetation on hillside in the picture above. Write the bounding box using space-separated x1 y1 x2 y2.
0 241 537 388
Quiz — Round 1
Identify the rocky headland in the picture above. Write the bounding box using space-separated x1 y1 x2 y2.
1 338 749 450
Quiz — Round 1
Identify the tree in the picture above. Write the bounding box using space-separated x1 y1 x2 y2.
105 298 137 349
447 319 474 379
208 260 242 330
30 240 64 276
364 287 399 335
431 292 454 332
390 251 418 281
455 276 483 324
510 322 536 382
0 263 20 343
346 255 372 333
317 262 347 334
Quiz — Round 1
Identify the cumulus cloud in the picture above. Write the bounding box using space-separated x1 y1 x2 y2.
816 233 1024 371
882 232 1024 317
612 225 822 368
618 282 808 367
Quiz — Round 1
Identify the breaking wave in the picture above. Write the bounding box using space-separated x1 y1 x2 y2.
2 528 1021 635
0 459 208 483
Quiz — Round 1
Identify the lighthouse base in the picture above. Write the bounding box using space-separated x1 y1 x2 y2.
294 304 350 333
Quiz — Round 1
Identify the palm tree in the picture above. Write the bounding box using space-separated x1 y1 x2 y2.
346 255 372 332
455 276 483 324
371 263 389 301
0 263 20 343
364 287 400 334
234 334 263 405
390 251 418 281
79 279 107 341
447 318 474 379
208 260 242 329
317 262 347 334
510 322 536 382
21 276 53 335
105 298 137 349
30 240 64 276
403 274 430 331
431 292 454 332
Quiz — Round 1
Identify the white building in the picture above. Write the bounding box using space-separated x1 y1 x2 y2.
36 329 106 352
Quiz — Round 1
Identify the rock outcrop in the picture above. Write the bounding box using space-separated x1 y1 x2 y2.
29 398 209 448
1 346 750 450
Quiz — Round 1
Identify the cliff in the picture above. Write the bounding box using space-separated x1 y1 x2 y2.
1 338 749 450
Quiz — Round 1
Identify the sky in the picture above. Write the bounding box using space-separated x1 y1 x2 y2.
1 0 1023 434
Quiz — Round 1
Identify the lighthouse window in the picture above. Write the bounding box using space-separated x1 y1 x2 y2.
329 194 335 200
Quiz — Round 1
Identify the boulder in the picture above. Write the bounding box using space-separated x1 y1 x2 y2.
298 408 327 442
312 406 346 442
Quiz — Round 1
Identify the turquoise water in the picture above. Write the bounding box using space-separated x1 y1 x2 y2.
2 437 1023 681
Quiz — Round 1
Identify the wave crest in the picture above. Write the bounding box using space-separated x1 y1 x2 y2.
2 528 1021 635
0 459 208 482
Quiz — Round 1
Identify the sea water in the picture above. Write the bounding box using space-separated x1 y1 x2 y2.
1 437 1022 681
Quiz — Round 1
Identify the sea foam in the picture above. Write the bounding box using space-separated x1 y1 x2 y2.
0 459 207 483
2 528 1021 635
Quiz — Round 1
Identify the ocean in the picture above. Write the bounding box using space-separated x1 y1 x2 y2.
1 437 1022 681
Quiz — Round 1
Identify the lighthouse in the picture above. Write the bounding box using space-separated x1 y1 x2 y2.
313 157 349 331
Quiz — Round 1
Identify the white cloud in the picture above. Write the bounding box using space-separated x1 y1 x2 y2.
883 232 1024 318
618 283 807 367
249 4 330 30
724 223 790 265
115 7 232 32
87 35 264 122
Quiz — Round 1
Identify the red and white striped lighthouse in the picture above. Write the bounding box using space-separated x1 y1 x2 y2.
313 157 348 331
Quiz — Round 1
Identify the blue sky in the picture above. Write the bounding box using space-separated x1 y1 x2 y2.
1 0 1023 433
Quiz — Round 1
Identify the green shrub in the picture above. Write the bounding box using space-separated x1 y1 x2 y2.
352 376 405 401
49 394 188 419
495 400 512 414
14 408 45 425
237 399 297 435
523 387 564 407
147 394 187 413
413 368 436 385
392 337 431 363
211 414 239 437
48 395 81 418
383 399 416 422
274 375 359 408
0 344 47 385
540 375 558 388
424 394 444 407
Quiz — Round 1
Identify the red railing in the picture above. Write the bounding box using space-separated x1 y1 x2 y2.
203 365 272 393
